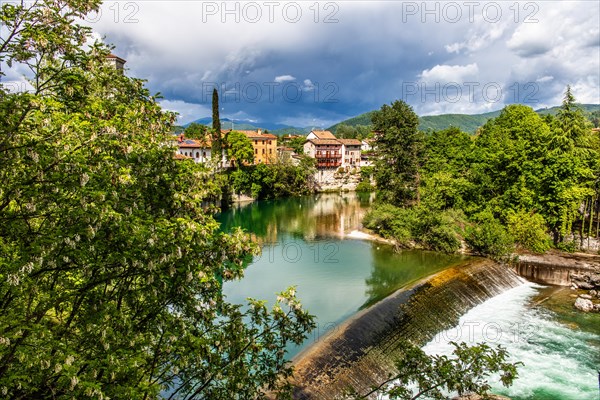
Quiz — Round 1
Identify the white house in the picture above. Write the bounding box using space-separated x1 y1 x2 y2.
338 139 362 167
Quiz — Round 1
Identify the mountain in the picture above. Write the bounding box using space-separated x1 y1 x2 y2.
183 117 308 135
328 104 600 134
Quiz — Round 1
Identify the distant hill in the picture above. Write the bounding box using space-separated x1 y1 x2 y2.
183 117 308 136
328 104 600 134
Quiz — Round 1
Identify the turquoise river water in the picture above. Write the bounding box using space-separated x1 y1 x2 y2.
218 193 600 400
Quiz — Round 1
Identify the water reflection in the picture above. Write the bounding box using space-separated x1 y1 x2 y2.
218 192 375 244
219 193 467 355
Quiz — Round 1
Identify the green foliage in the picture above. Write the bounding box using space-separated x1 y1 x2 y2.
364 205 464 253
335 123 371 139
355 180 374 192
506 210 551 253
353 341 521 399
226 130 254 167
211 88 223 154
465 212 514 259
287 136 306 155
229 158 316 200
0 1 315 398
183 122 208 140
372 100 425 206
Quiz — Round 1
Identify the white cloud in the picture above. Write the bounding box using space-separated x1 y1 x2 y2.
159 100 211 125
274 75 296 83
536 76 554 83
302 79 315 91
420 63 479 84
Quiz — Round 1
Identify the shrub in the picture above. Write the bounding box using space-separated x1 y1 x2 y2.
506 210 551 253
356 179 374 192
465 212 514 259
556 240 578 253
415 208 465 253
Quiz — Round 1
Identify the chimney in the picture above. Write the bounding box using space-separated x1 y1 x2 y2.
257 129 262 135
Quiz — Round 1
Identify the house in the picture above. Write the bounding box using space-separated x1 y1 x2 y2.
304 139 342 169
232 129 278 164
338 139 362 167
306 130 337 140
176 134 212 163
277 146 296 162
361 138 375 152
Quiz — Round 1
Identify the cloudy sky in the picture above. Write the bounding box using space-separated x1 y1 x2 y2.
12 1 600 127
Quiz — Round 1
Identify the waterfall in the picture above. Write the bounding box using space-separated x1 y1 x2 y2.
291 258 526 399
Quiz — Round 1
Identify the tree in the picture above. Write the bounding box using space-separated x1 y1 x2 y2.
0 1 315 398
183 122 208 141
211 88 223 157
371 100 425 206
226 130 254 168
353 341 520 400
541 87 596 243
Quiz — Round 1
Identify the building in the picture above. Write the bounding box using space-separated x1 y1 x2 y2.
232 129 278 164
361 138 375 152
175 134 212 163
304 139 342 169
338 139 362 167
306 130 337 140
106 53 126 72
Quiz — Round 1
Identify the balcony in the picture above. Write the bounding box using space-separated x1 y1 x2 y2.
315 153 342 159
317 161 342 168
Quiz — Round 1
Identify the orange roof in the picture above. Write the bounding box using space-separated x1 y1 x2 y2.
337 139 362 145
311 130 336 139
106 53 126 63
178 138 211 148
237 130 277 139
173 153 192 160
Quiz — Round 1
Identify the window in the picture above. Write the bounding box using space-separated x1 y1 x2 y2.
196 152 199 158
203 151 206 157
262 148 265 154
269 149 272 154
255 149 258 154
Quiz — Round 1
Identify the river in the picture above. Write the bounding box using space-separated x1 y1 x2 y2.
217 193 600 399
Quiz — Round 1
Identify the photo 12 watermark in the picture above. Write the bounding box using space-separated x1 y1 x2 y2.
399 1 539 24
202 81 339 104
431 321 540 344
401 81 539 104
254 240 340 264
200 1 340 24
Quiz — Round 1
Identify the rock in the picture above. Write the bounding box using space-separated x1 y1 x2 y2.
579 294 592 299
574 297 594 312
574 281 595 290
594 304 600 312
590 290 598 297
589 273 600 286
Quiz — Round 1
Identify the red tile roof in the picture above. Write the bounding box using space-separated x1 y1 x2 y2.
337 139 362 145
178 139 211 148
311 130 336 139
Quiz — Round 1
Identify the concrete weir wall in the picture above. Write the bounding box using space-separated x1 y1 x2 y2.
289 259 525 399
511 253 600 286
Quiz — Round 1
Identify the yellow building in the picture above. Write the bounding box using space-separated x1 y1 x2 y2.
237 130 278 164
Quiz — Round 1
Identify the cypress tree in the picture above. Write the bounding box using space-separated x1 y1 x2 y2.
212 88 223 158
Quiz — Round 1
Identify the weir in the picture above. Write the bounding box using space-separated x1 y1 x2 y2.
511 253 600 286
290 258 525 399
